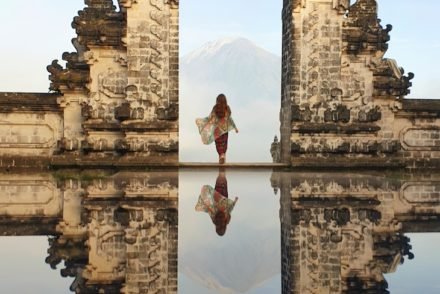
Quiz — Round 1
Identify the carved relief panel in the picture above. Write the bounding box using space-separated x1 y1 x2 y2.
85 49 128 122
124 0 179 122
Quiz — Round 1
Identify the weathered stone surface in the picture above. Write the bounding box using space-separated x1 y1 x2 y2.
273 171 440 294
0 0 179 167
0 171 178 293
0 93 61 112
280 0 440 168
0 95 63 158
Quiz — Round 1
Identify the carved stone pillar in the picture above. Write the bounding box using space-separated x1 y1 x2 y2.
48 0 179 165
279 0 429 168
57 91 87 152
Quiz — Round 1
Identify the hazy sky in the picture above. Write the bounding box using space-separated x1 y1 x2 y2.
1 0 440 98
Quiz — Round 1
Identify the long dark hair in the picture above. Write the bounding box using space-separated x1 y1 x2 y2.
213 93 230 119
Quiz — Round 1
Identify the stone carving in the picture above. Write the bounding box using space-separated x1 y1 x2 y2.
402 183 440 203
274 171 440 293
150 0 164 10
165 0 179 6
47 60 89 92
119 0 138 8
45 0 178 164
373 59 414 97
358 106 381 122
156 103 178 121
97 68 127 99
291 138 400 155
333 0 350 11
123 138 178 153
323 105 351 123
279 0 440 168
150 11 164 25
291 105 313 122
58 137 80 151
114 102 131 121
72 0 125 48
271 136 281 163
401 127 440 151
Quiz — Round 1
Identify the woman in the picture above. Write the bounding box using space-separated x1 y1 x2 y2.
195 169 238 236
196 94 239 164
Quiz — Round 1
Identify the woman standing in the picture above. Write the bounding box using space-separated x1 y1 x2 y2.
196 94 239 164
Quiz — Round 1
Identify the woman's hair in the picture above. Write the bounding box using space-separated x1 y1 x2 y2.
214 211 227 236
213 93 230 118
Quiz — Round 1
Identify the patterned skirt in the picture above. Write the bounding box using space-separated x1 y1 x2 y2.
215 133 228 155
214 173 228 197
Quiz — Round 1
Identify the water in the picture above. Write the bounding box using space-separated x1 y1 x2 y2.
0 169 439 293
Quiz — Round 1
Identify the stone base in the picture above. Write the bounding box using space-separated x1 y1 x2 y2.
51 153 179 168
290 156 440 169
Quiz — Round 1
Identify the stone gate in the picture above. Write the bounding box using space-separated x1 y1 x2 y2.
278 0 440 168
0 0 179 168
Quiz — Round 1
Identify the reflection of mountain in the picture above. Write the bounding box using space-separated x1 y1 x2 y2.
179 171 281 293
180 37 281 162
181 226 279 293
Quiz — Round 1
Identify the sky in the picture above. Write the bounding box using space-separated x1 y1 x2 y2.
1 0 440 98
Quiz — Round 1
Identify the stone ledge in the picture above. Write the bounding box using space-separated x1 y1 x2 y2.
83 198 177 208
0 217 60 236
82 121 178 132
292 123 380 134
402 99 440 115
296 196 381 207
402 219 440 233
51 154 179 168
0 92 61 113
291 157 405 169
179 162 288 169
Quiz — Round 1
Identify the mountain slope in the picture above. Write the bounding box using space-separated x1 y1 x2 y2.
182 38 280 103
180 37 281 162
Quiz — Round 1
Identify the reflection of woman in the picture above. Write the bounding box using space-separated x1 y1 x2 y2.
195 169 238 236
196 94 239 164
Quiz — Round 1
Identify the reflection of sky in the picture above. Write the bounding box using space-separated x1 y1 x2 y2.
0 236 73 294
386 233 440 294
179 169 281 293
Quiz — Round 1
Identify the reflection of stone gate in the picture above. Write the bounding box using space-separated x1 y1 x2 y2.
0 171 178 293
271 171 440 293
0 0 179 168
278 0 440 168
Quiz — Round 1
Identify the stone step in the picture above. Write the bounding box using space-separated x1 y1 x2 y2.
179 162 288 169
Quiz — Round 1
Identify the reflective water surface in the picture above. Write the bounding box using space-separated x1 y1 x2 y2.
0 169 439 293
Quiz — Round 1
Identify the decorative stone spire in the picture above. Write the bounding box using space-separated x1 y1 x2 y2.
73 0 125 48
343 0 391 55
47 1 126 93
47 58 90 92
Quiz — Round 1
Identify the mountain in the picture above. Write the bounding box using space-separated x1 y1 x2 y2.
180 37 281 162
181 37 280 103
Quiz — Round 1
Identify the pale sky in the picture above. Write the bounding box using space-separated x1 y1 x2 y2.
0 0 439 98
